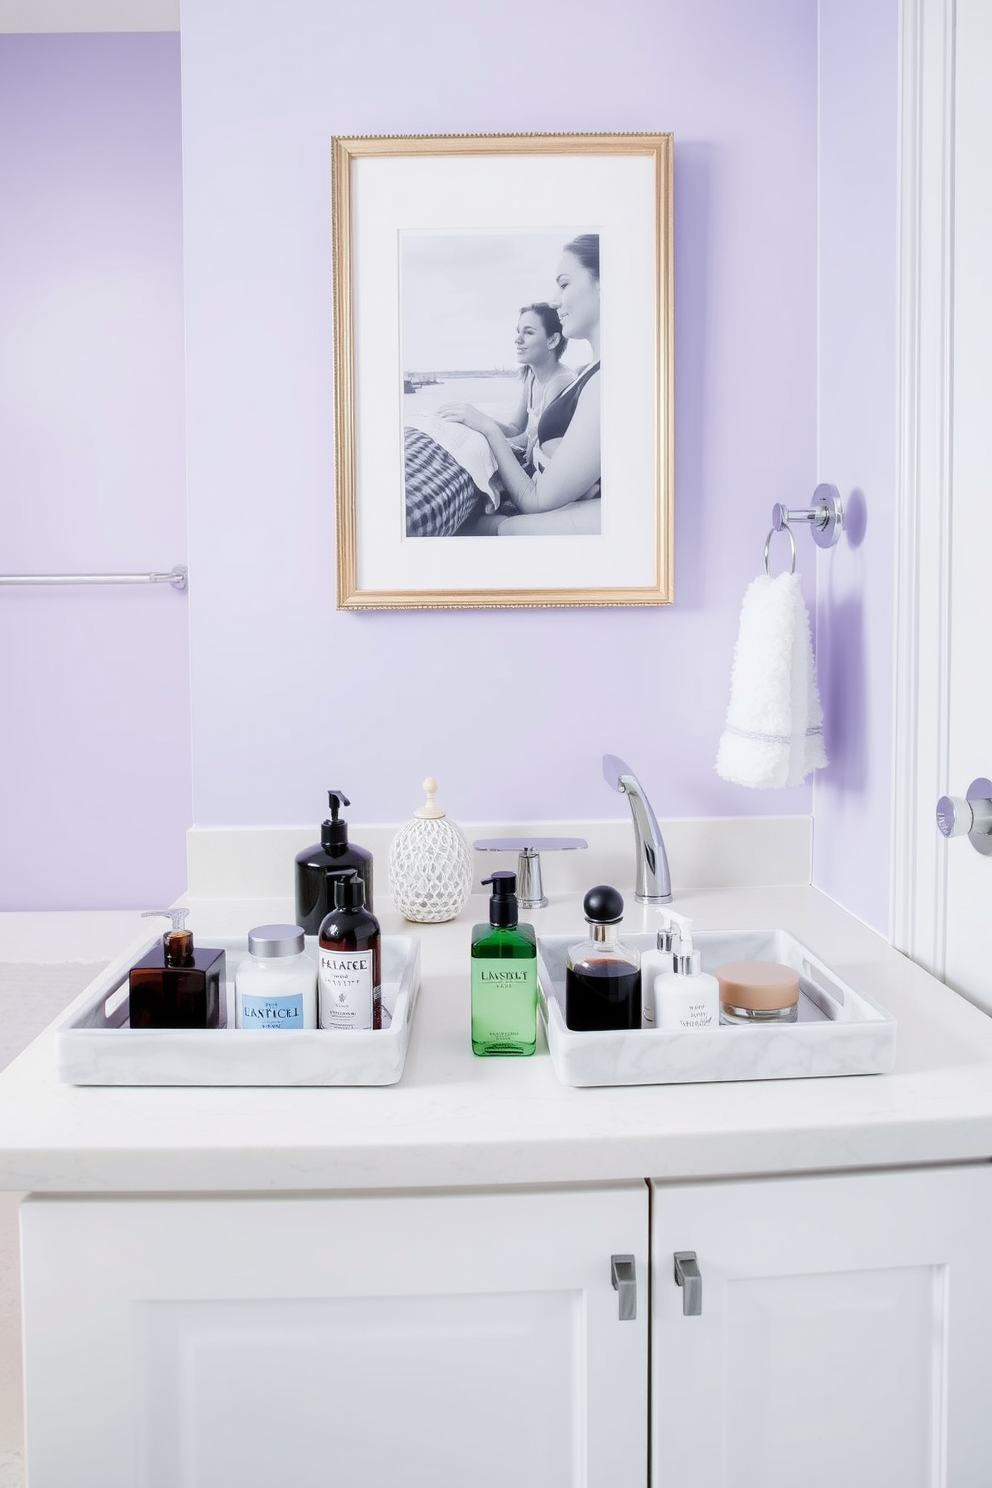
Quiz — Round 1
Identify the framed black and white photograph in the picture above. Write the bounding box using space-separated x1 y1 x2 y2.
332 132 673 609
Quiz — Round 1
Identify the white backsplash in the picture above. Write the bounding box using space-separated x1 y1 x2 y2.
186 816 812 903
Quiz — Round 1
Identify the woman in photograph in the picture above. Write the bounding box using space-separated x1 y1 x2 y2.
496 303 576 470
438 233 601 536
403 301 575 538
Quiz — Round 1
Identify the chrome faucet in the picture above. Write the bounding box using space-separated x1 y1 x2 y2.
603 754 672 904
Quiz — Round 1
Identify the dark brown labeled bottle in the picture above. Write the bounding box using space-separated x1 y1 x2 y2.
295 789 374 935
129 909 227 1029
317 873 381 1030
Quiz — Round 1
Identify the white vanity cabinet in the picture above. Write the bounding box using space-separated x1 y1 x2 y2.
650 1164 992 1488
19 1183 648 1488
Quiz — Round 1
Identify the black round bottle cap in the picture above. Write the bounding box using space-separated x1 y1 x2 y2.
583 884 624 924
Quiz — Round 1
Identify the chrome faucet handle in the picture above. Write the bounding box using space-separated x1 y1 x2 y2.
602 753 673 904
602 754 631 793
473 837 588 909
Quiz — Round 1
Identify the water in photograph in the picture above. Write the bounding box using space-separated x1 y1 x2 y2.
403 374 522 419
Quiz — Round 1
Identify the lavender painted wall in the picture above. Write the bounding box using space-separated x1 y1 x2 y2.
813 0 899 932
181 0 819 840
0 6 902 925
0 34 190 910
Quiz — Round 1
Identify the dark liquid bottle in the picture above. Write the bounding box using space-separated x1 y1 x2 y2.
317 874 381 1031
565 884 641 1032
129 928 227 1029
565 962 641 1032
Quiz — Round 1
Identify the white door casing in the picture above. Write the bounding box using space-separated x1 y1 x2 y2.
892 0 992 1008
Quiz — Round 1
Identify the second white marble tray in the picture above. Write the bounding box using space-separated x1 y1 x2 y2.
54 931 421 1087
537 929 896 1087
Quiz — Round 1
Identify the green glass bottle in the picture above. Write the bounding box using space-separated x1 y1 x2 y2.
471 871 538 1056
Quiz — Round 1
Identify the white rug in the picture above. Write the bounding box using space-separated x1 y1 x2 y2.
0 961 106 1072
0 961 106 1487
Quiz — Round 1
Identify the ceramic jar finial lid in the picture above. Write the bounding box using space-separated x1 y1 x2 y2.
414 777 445 819
388 776 472 923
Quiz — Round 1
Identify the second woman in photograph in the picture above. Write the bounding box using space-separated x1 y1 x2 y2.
500 302 576 470
438 233 601 536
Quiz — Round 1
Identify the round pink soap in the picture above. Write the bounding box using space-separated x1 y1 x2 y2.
714 960 800 1011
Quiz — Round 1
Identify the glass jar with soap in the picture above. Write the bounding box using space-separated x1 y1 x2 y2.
715 960 800 1024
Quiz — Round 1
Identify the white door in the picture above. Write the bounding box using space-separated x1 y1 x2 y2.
894 0 992 1007
651 1166 992 1488
939 0 992 1004
20 1185 648 1488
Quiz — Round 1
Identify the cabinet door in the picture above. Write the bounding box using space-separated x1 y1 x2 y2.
651 1165 992 1488
21 1184 647 1488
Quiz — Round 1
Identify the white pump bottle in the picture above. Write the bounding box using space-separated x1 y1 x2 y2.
638 913 676 1028
653 913 720 1031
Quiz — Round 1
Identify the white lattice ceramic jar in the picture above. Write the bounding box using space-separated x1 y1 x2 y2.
388 778 473 924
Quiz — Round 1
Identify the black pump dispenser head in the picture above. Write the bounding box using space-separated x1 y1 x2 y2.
332 870 365 911
322 790 351 848
484 871 518 927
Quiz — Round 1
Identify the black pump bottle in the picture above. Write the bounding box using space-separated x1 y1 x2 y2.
295 789 374 934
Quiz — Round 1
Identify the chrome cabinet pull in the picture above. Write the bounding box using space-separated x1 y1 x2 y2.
674 1251 702 1315
610 1254 636 1321
936 777 992 856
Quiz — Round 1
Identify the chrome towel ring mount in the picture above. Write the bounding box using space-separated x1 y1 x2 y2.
763 484 843 575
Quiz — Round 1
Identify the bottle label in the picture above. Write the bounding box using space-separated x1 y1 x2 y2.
238 992 305 1030
656 980 718 1031
679 999 716 1029
470 960 538 1053
319 949 375 1030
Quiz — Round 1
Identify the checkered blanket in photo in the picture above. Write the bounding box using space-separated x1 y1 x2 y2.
404 427 485 537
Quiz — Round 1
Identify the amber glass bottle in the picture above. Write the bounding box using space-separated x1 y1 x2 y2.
317 874 381 1030
128 929 227 1029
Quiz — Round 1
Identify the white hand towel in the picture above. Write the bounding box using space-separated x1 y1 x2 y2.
715 572 828 789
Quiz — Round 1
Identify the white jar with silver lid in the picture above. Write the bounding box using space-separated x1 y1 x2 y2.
235 924 317 1030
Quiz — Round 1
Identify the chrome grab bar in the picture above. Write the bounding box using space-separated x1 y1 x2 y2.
0 566 188 590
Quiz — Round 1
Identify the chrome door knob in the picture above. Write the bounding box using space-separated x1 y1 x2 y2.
936 778 992 855
936 797 974 837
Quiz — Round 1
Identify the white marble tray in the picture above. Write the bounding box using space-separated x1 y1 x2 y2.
537 929 896 1088
54 931 421 1087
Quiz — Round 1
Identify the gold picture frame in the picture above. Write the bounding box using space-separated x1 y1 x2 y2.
332 131 673 609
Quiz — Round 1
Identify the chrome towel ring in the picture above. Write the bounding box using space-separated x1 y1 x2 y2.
764 523 796 575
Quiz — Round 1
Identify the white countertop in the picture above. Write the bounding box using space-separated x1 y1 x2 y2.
1 885 991 1194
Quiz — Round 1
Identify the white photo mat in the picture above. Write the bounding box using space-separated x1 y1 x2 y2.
333 134 674 608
